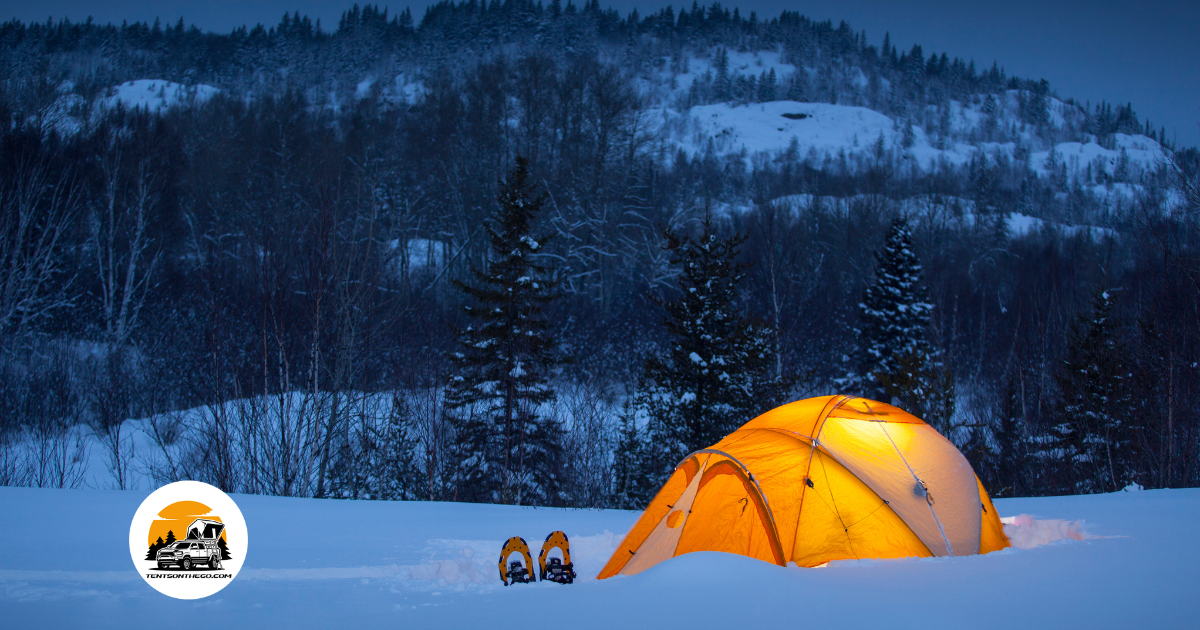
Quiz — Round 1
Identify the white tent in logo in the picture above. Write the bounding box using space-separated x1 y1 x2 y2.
186 518 225 540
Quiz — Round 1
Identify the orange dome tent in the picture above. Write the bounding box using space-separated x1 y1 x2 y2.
598 395 1009 578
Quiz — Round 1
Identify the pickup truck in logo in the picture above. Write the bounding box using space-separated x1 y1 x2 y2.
156 519 225 570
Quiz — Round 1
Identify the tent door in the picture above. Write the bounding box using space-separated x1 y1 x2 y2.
620 460 707 576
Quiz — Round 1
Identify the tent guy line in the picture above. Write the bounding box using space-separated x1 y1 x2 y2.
878 422 956 556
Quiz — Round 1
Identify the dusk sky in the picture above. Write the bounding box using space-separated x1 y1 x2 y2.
7 0 1198 147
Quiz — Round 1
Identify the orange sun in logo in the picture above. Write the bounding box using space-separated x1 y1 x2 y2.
147 501 227 548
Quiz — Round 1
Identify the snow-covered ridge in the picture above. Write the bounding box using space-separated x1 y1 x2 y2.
662 100 975 169
1031 133 1168 181
36 79 220 135
44 60 1173 195
659 100 1168 183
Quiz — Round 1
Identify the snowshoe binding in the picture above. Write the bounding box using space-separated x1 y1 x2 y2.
537 531 577 584
499 536 535 585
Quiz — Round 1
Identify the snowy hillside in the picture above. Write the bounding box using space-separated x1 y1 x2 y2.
0 486 1195 628
34 79 221 135
664 100 974 169
106 79 220 113
661 100 1168 185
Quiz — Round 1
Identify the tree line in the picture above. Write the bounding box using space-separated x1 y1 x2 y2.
0 3 1197 504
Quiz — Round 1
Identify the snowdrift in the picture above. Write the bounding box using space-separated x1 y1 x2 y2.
1 486 1196 629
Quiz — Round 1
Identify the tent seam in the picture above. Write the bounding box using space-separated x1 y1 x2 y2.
815 449 860 559
877 423 955 556
743 424 935 561
795 395 845 563
679 449 786 566
670 453 711 560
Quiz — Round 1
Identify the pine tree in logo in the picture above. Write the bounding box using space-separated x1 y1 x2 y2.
145 536 166 561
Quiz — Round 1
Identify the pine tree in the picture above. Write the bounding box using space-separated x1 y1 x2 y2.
756 68 777 102
982 94 997 117
610 401 651 509
145 536 165 560
164 530 176 546
901 120 916 149
614 403 643 511
217 535 232 560
324 424 373 501
786 70 807 102
713 47 731 101
937 105 951 150
444 156 564 506
1056 289 1137 493
872 132 887 162
987 373 1031 497
372 395 423 500
326 396 424 501
636 215 788 474
851 217 943 419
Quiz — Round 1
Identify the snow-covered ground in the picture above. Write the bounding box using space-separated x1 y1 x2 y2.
664 100 976 169
0 485 1195 628
663 48 797 97
763 193 1120 243
106 79 220 112
663 100 1169 188
1031 133 1168 181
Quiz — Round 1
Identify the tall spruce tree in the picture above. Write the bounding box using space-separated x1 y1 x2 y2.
372 396 424 500
852 217 933 392
609 401 652 509
444 157 564 506
1056 289 1137 493
713 47 731 101
851 217 953 430
983 373 1032 497
629 215 787 489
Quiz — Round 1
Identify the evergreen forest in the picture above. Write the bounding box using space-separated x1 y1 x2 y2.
2 2 1199 505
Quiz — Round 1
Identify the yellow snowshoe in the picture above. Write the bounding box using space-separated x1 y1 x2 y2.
537 531 577 584
499 536 535 585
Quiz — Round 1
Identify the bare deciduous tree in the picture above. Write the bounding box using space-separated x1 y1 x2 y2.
0 151 80 339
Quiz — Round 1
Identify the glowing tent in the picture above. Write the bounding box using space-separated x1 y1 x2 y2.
598 395 1009 578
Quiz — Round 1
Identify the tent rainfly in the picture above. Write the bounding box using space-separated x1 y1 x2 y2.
598 395 1009 578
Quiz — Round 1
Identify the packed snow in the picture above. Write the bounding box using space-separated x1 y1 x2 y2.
0 485 1195 628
